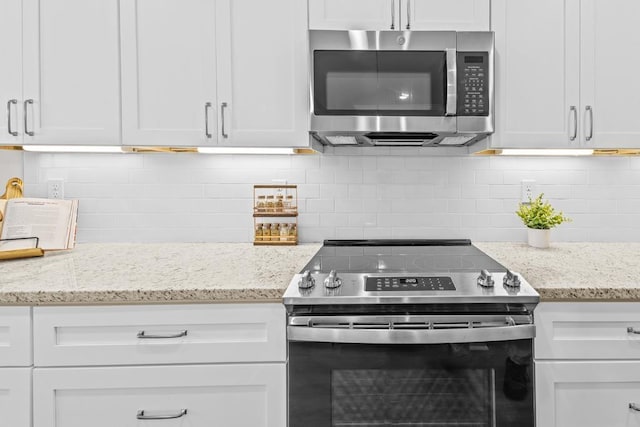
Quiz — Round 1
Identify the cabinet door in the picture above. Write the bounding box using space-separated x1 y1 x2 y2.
490 0 581 148
22 0 121 145
580 0 640 148
0 368 31 427
309 0 397 30
537 361 640 427
0 307 32 367
120 0 217 147
536 302 640 361
216 0 309 147
33 364 286 427
403 0 489 31
0 0 22 145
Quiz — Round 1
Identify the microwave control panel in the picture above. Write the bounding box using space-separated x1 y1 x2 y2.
457 52 489 116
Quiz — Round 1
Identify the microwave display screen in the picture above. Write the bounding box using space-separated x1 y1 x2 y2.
314 50 446 116
465 56 484 64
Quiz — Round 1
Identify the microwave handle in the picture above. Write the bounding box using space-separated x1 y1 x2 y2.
288 324 535 345
445 49 457 116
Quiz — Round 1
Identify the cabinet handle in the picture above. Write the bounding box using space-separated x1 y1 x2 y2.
6 99 17 136
445 49 457 116
585 105 593 142
221 102 229 139
390 0 395 29
627 327 640 335
205 102 212 139
630 403 640 412
137 409 188 420
569 106 577 141
406 0 411 29
137 330 188 339
24 99 34 136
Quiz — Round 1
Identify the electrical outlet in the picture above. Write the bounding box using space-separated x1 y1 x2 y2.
47 179 64 199
521 179 536 203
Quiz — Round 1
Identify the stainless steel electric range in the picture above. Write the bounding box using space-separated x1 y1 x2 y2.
284 239 540 427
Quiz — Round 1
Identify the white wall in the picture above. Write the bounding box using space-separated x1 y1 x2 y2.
0 150 23 185
22 150 640 243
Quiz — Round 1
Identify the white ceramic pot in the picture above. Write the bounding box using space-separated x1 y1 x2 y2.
527 228 551 249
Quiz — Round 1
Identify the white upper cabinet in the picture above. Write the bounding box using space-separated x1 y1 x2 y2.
120 0 218 147
309 0 489 31
0 0 22 145
22 0 121 145
580 0 640 148
215 0 309 147
491 0 580 148
402 0 489 31
490 0 640 149
309 0 397 30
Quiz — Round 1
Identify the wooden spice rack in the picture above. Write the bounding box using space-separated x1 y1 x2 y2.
253 184 297 246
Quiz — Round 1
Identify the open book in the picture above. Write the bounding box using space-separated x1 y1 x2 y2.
0 198 78 251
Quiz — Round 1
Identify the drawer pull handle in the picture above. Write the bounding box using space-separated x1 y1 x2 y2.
627 327 640 335
137 330 188 339
630 403 640 412
137 409 188 420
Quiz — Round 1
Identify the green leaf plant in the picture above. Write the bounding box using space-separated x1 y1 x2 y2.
516 193 572 230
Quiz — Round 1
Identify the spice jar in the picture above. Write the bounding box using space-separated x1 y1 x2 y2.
256 195 266 212
275 195 284 212
280 223 289 241
266 195 275 211
254 224 263 242
288 224 297 241
271 223 280 241
263 223 271 240
285 194 295 212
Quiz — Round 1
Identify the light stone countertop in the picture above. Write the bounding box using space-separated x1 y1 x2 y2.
1 242 639 305
0 243 321 305
475 242 640 301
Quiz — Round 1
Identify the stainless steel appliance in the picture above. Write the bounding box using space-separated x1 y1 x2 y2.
284 239 539 427
310 31 494 148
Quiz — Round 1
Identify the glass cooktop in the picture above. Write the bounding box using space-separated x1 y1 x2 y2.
300 239 506 274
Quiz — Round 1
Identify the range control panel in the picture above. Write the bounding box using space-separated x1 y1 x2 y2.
365 276 456 292
457 52 489 116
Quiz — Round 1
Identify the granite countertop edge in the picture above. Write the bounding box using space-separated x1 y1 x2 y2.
1 242 640 305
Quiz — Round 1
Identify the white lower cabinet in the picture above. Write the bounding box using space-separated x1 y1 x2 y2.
537 361 640 427
33 364 286 427
29 303 287 427
536 302 640 427
0 368 31 427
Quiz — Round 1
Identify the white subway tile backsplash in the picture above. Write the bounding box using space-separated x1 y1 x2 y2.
21 151 640 243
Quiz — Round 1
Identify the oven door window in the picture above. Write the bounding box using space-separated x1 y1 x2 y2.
289 340 533 427
313 50 447 116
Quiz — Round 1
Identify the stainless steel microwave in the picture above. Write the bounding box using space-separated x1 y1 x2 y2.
309 30 494 148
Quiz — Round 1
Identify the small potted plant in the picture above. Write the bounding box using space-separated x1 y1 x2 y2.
516 193 571 248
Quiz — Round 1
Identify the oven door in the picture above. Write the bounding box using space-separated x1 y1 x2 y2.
288 316 534 427
309 30 457 134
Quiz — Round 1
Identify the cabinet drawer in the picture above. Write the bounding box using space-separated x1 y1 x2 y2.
0 368 31 427
536 361 640 427
33 364 286 427
0 307 32 366
536 302 640 360
33 303 286 366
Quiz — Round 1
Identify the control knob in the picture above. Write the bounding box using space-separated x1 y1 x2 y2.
324 270 342 289
477 269 494 287
298 270 315 289
503 270 521 288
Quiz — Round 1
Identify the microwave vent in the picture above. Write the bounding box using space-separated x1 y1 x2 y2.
324 136 360 146
437 135 477 146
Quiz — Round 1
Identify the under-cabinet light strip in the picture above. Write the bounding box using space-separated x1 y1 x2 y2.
22 145 124 153
498 149 595 156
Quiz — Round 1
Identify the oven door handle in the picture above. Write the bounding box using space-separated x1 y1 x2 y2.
288 324 535 345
